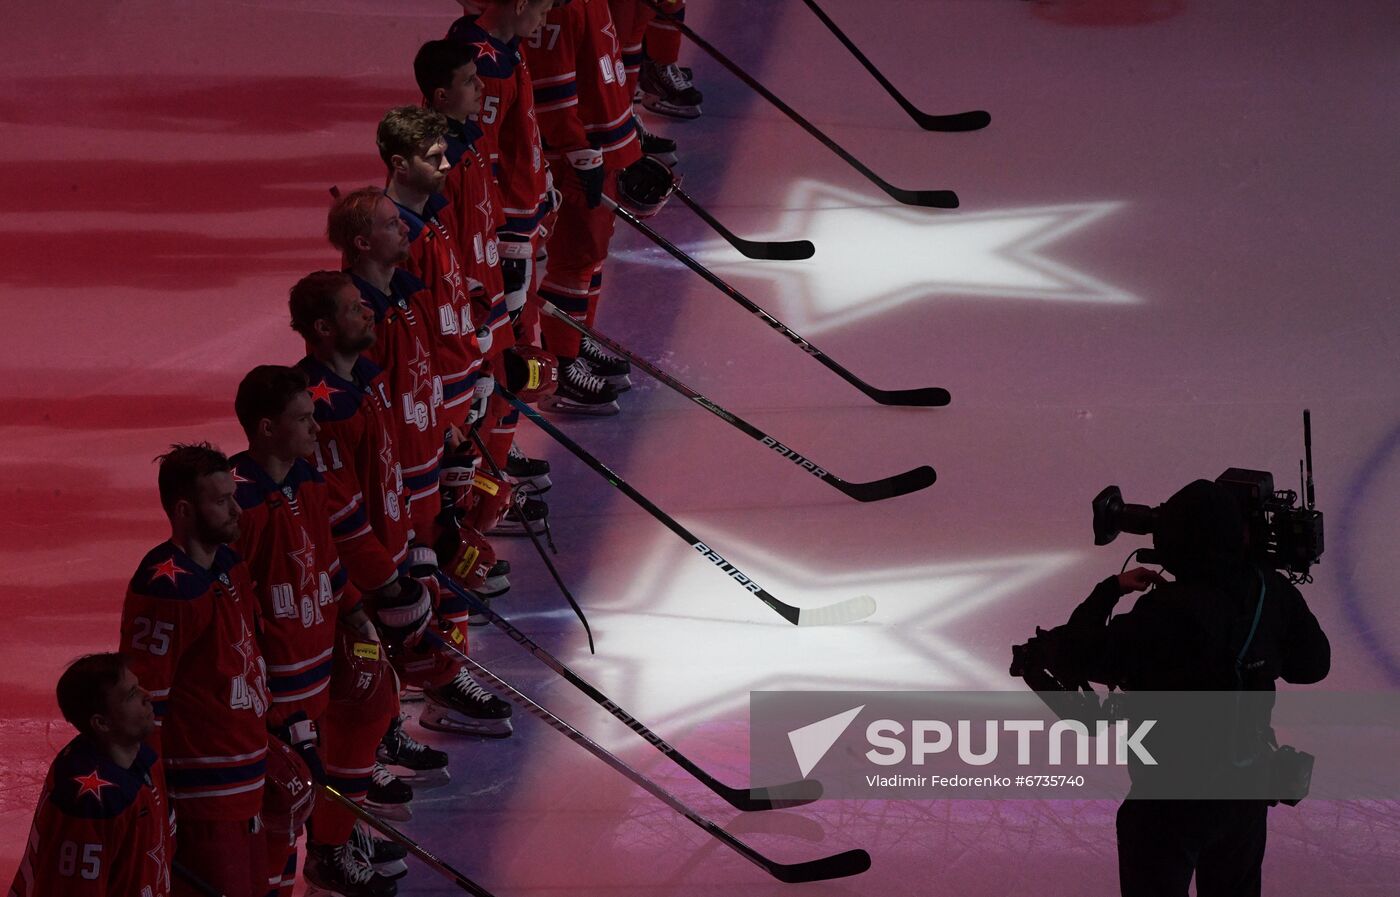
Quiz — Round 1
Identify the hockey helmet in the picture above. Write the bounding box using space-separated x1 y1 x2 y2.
329 625 385 706
617 156 677 218
262 737 314 847
503 345 559 403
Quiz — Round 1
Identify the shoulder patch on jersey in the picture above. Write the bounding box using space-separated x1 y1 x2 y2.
130 543 209 601
50 737 148 819
229 453 278 510
297 358 363 423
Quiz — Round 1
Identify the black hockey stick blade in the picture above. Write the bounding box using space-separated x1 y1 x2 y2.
433 571 821 813
731 777 825 811
771 848 873 884
838 464 936 503
538 300 935 502
913 108 992 133
890 186 960 209
861 384 953 407
673 187 814 260
799 0 991 134
641 0 958 210
606 198 953 409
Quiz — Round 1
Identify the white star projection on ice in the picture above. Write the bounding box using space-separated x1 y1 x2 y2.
562 528 1080 751
620 180 1134 334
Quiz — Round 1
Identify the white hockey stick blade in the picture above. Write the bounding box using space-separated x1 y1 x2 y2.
797 595 876 627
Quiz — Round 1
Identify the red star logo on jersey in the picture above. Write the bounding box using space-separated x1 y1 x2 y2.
231 469 253 484
408 337 434 401
472 40 501 65
308 379 340 406
73 770 116 803
149 557 187 585
601 21 619 56
288 527 317 592
476 194 492 223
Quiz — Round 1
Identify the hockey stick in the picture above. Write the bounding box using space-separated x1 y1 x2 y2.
799 0 991 132
539 300 935 501
321 785 498 897
463 426 596 653
503 388 876 626
606 196 951 408
433 573 822 811
672 186 815 260
640 0 958 209
441 644 871 882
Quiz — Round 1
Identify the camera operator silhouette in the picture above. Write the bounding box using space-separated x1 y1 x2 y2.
1015 477 1330 897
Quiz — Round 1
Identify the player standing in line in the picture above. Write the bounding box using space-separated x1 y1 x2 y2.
378 106 550 536
229 365 410 896
7 654 173 897
290 271 513 738
448 1 622 413
119 444 269 897
414 38 554 498
524 0 641 416
611 0 702 120
327 187 513 633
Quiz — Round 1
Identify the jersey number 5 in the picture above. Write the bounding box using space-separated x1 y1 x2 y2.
480 95 500 125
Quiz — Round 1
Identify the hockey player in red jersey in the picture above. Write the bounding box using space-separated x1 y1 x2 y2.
446 0 556 262
525 0 644 416
229 365 408 896
290 271 513 738
377 106 483 433
120 443 268 897
413 40 556 506
378 105 550 538
8 654 173 897
327 187 451 550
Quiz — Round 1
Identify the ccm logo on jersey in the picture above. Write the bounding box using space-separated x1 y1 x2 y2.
760 437 829 479
692 542 763 594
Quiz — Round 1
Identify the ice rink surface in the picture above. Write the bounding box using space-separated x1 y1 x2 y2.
3 0 1399 894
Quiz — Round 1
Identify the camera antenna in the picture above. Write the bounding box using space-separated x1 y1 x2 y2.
1302 409 1316 510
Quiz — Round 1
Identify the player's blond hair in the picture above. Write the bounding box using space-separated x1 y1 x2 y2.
327 187 384 263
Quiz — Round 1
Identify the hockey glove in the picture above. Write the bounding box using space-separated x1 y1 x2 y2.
374 576 432 645
567 148 606 209
407 543 438 579
439 441 480 511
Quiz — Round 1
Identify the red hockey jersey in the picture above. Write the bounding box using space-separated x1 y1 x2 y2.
446 17 552 244
7 738 173 897
442 118 514 359
527 0 641 169
296 354 410 593
355 268 448 539
121 543 268 822
391 192 484 428
230 453 349 727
